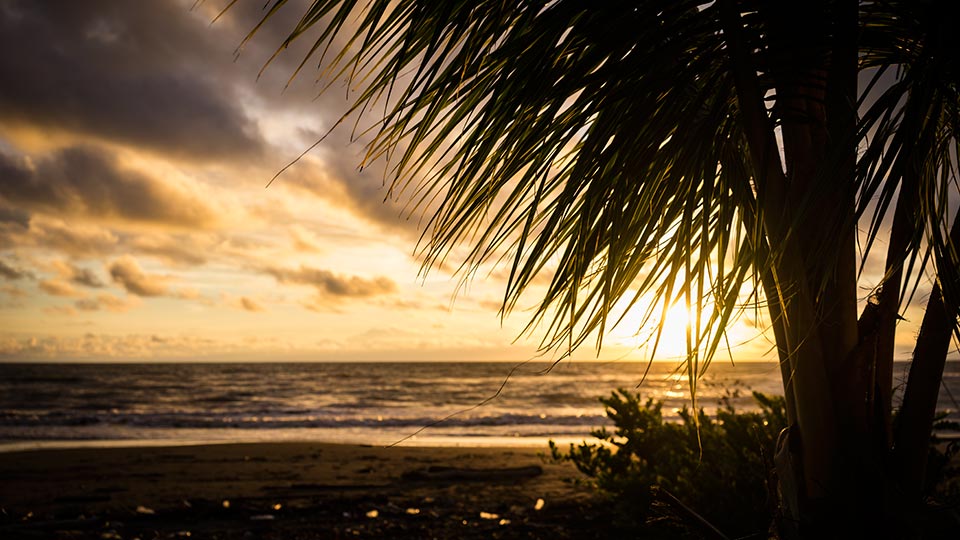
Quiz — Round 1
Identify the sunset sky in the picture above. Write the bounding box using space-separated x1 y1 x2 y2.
0 1 939 362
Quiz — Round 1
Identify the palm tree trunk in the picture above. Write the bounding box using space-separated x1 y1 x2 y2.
720 0 839 504
893 209 960 500
894 283 953 498
874 84 937 445
722 3 879 534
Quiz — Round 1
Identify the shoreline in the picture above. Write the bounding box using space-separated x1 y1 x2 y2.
0 435 591 455
0 441 606 539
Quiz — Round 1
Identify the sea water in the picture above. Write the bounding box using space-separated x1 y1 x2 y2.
1 361 957 451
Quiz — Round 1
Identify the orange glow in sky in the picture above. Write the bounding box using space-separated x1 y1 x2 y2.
0 2 926 363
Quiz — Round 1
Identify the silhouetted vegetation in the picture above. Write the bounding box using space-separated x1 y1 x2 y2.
550 390 786 537
552 390 960 538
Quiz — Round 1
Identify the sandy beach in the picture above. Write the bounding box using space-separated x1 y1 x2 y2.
0 442 608 539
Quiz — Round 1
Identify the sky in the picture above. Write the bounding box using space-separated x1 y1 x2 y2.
0 1 942 363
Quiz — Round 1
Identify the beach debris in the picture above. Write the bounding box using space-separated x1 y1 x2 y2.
136 505 155 515
272 503 282 511
499 519 512 526
249 514 275 521
479 511 499 520
100 531 122 540
534 498 545 511
181 499 192 508
405 507 420 515
176 532 192 537
221 499 230 509
365 509 379 518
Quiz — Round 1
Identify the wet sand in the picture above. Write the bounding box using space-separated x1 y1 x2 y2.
0 442 608 539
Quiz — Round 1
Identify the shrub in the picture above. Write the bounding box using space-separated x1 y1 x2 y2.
549 389 787 538
924 414 960 534
552 389 960 537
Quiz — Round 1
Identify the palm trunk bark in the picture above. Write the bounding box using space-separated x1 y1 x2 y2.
722 2 881 535
874 84 937 445
719 1 839 508
894 283 953 498
894 209 960 501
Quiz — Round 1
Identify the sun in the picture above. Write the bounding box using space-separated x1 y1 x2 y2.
609 300 706 361
650 303 698 359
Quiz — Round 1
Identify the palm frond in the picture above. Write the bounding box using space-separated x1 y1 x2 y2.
238 0 960 382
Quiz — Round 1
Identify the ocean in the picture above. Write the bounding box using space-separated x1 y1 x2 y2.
1 361 957 451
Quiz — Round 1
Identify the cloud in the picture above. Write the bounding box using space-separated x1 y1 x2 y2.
263 264 397 298
0 258 32 280
288 224 323 253
173 287 202 300
39 279 81 298
240 296 266 313
300 295 345 313
22 218 120 259
0 333 214 360
108 256 169 297
0 146 221 228
279 157 413 234
51 260 104 288
0 332 312 361
0 1 265 161
75 293 138 313
1 285 27 298
129 233 213 266
0 205 29 228
43 305 78 316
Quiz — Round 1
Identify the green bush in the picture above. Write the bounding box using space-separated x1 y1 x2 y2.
550 389 787 538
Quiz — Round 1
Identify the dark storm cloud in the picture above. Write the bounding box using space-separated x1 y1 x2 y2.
217 2 421 232
0 0 426 238
198 3 428 234
263 264 396 298
0 146 219 228
0 1 264 161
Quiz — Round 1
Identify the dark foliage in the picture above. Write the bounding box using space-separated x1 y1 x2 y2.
553 390 960 537
550 389 787 538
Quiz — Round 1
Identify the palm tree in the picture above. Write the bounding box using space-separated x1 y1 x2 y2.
236 0 959 536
